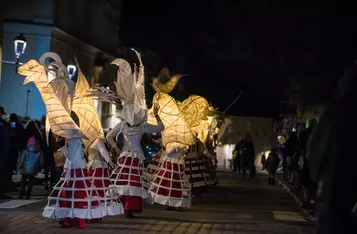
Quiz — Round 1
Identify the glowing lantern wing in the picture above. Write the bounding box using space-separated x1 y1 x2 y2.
179 95 211 129
152 74 183 94
148 93 196 147
18 59 86 140
72 60 104 150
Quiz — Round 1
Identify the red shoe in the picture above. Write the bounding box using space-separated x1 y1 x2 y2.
76 219 86 229
59 218 71 228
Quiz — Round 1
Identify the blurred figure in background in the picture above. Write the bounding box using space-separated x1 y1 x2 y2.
241 134 256 178
8 113 26 180
17 120 44 199
264 148 280 185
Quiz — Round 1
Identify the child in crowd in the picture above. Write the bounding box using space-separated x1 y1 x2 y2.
17 121 44 199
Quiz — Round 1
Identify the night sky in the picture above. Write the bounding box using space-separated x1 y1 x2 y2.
120 2 357 117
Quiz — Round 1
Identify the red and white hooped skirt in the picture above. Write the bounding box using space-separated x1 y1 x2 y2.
88 167 124 215
43 167 105 219
109 152 147 212
148 154 191 208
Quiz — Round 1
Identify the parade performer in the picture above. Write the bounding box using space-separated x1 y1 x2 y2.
146 92 195 210
96 49 164 218
18 53 103 229
178 96 216 196
197 110 220 185
146 70 212 210
71 58 124 221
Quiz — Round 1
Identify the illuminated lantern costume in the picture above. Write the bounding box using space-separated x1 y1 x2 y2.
18 54 105 229
99 50 164 218
147 71 212 209
147 93 195 209
71 60 124 221
178 96 216 196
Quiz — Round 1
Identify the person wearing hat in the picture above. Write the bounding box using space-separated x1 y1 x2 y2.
0 106 11 198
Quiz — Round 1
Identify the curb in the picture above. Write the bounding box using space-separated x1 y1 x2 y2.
275 177 316 221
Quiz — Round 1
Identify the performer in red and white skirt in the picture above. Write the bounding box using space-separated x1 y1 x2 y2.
86 138 124 222
43 138 104 229
149 142 191 210
106 111 164 218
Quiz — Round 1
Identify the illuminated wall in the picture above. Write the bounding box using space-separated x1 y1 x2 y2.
216 144 236 170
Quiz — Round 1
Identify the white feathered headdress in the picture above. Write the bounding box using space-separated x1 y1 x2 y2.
110 49 147 126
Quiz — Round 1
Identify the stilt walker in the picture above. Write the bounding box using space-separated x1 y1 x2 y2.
98 49 164 218
18 54 105 229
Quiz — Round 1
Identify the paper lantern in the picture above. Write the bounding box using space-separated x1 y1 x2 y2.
71 57 104 150
147 92 196 151
18 59 86 140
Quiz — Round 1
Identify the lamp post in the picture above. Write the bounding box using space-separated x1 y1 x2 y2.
14 33 27 73
1 34 27 71
25 89 31 118
67 64 76 79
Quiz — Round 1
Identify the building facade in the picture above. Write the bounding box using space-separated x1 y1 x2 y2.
0 0 121 128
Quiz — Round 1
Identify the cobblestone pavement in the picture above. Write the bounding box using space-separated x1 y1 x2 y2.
0 171 315 233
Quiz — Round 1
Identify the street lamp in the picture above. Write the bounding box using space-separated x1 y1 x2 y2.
67 64 76 79
14 33 27 73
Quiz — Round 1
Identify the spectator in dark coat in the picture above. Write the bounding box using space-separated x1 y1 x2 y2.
241 134 256 177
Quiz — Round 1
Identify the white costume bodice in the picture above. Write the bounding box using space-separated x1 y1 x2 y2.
87 138 111 169
106 121 164 161
63 138 86 169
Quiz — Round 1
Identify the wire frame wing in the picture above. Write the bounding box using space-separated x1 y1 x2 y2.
18 59 86 140
152 74 183 94
179 95 212 139
147 93 196 148
72 59 104 150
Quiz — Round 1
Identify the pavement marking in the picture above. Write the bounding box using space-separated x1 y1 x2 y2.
272 211 306 222
0 199 40 209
